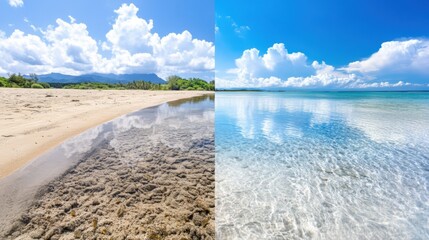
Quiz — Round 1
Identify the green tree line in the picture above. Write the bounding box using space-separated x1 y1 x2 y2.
0 74 214 91
0 74 50 88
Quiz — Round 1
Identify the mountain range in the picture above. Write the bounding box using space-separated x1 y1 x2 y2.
35 73 166 84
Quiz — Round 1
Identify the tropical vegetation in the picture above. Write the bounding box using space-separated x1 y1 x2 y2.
0 74 50 88
0 74 214 91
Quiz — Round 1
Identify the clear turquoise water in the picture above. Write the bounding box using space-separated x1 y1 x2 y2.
215 92 429 239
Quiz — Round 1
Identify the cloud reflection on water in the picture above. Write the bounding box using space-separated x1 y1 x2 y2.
216 92 429 145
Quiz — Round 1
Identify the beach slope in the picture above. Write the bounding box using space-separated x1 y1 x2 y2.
0 88 207 178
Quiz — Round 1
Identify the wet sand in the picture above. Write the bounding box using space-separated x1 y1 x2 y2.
2 96 215 239
0 88 209 178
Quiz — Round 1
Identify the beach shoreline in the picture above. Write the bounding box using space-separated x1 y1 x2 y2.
1 94 215 239
0 88 210 179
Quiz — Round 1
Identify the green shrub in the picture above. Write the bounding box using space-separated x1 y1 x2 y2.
24 82 33 88
39 82 50 88
31 83 44 89
0 78 6 87
9 74 26 86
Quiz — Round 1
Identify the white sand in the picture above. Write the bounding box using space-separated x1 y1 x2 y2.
0 88 208 178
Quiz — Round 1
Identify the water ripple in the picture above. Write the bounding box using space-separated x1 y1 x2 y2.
216 92 429 240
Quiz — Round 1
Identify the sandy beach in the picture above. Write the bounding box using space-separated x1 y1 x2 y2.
0 88 208 178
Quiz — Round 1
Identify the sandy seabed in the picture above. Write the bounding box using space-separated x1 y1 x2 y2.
2 95 215 240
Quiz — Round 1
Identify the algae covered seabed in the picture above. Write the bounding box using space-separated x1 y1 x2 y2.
2 95 215 239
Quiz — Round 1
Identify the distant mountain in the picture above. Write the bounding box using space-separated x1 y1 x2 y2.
36 73 166 84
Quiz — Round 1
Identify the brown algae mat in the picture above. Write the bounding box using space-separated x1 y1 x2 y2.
4 97 215 239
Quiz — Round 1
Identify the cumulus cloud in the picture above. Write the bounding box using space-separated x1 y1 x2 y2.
8 0 23 7
233 43 314 81
218 43 357 88
102 3 214 77
106 4 158 55
0 18 103 75
218 41 429 89
0 3 214 79
45 19 102 70
0 30 51 74
344 39 429 76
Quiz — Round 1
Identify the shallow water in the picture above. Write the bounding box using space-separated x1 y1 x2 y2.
0 95 214 236
215 92 429 240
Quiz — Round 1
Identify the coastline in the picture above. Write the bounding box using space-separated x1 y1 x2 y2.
1 95 215 239
0 88 210 178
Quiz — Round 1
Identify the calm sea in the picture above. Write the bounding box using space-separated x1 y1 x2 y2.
216 92 429 239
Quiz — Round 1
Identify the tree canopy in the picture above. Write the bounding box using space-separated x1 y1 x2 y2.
0 74 214 91
167 75 214 91
0 74 50 88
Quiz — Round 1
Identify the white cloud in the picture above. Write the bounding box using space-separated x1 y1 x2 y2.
0 18 103 75
8 0 23 7
22 17 41 33
352 80 417 88
0 30 51 74
218 41 429 89
68 16 76 24
344 39 429 76
45 19 103 72
106 3 158 55
234 25 250 35
103 3 214 78
233 43 314 81
0 3 214 79
218 43 354 88
155 31 215 75
218 15 250 37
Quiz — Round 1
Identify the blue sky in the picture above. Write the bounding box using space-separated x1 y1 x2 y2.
216 0 429 89
0 0 214 79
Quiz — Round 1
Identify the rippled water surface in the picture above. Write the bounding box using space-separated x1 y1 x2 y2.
215 92 429 240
